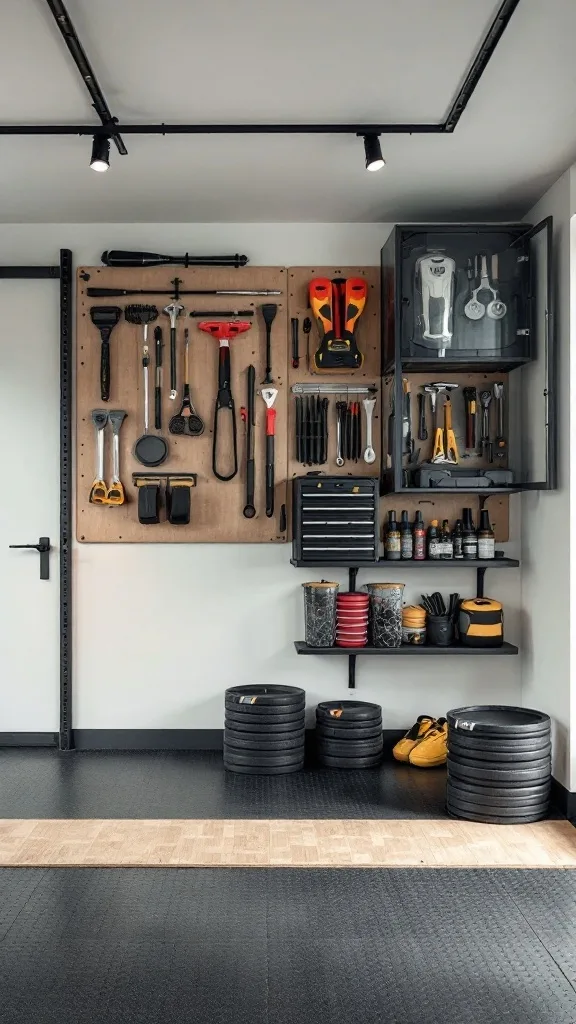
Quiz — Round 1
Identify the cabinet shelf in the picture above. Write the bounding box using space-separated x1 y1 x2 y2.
295 641 519 657
291 557 519 570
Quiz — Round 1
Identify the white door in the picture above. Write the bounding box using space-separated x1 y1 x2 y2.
0 278 60 737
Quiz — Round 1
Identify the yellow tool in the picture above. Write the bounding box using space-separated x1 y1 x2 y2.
106 410 127 505
89 410 109 504
426 382 459 464
444 397 459 464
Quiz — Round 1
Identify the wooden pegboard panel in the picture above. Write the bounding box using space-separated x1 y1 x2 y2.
381 370 510 541
286 267 381 483
76 266 288 543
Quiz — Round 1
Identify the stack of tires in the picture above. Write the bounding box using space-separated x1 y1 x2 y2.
316 700 383 768
447 705 551 824
224 685 305 775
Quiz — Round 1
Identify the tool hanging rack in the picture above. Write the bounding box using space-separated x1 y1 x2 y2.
291 384 378 395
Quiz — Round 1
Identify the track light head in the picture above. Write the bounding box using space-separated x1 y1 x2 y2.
362 134 385 172
90 134 110 172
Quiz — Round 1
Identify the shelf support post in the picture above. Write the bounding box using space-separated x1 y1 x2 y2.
348 654 356 689
476 567 486 598
349 567 358 592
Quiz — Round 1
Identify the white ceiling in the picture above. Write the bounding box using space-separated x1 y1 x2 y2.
1 0 576 222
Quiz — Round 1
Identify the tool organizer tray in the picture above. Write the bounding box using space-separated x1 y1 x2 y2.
76 266 288 543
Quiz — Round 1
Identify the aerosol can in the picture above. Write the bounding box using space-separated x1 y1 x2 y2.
416 254 456 358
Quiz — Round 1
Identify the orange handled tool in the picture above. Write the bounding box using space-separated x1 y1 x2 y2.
198 320 251 482
261 387 278 518
444 397 459 464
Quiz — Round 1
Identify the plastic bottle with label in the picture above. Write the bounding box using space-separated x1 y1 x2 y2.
427 519 441 560
413 511 426 560
453 519 464 559
400 510 413 560
462 508 478 560
440 519 454 559
385 510 401 560
477 509 495 559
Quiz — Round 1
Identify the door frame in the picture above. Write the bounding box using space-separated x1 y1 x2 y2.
0 250 73 750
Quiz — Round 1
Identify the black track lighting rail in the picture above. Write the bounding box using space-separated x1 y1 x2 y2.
1 0 519 144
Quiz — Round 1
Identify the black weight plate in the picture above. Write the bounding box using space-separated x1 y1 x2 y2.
225 709 305 726
225 699 305 716
447 794 550 819
225 685 305 707
447 749 551 772
224 761 304 775
223 750 306 766
224 734 305 752
446 777 551 801
448 738 551 763
447 805 550 825
224 717 305 734
448 705 551 738
317 753 383 769
447 759 551 785
316 700 381 723
316 723 382 740
316 739 383 757
447 730 551 754
447 782 550 808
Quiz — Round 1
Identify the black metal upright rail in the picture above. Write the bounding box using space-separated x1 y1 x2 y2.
0 250 73 750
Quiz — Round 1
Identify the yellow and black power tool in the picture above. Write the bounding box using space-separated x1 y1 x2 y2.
309 277 367 372
459 598 503 648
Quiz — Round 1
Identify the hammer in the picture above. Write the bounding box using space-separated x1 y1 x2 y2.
425 382 459 463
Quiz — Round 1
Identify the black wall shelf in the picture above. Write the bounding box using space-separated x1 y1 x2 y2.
295 641 518 657
291 557 519 570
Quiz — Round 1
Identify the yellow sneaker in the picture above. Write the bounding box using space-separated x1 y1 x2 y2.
392 715 436 763
409 718 448 767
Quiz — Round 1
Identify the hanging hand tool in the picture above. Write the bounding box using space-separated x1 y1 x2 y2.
260 304 278 385
444 396 459 464
199 320 251 481
101 250 248 268
465 254 507 321
90 306 122 402
493 381 506 458
309 277 367 372
124 304 159 349
335 400 346 467
154 326 163 430
295 395 303 463
291 318 300 369
260 387 278 517
189 310 254 318
89 410 109 504
134 339 168 467
303 317 312 372
480 389 493 462
363 397 377 465
417 391 428 441
463 386 477 454
168 328 204 436
162 301 184 401
426 382 459 464
402 378 413 455
321 397 329 464
87 286 281 298
241 365 256 518
107 410 127 505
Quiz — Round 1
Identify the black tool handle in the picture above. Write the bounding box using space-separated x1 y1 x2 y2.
213 347 237 481
88 287 135 297
243 459 256 518
170 327 177 394
100 340 110 402
102 250 249 268
291 318 300 369
155 386 162 430
266 434 275 518
417 392 428 440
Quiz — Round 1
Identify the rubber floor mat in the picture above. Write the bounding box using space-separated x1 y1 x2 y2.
0 868 576 1023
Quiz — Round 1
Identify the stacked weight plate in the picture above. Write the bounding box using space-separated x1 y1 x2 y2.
446 705 551 824
316 700 383 768
224 685 305 775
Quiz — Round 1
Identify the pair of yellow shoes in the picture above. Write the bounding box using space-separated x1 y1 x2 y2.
393 715 448 767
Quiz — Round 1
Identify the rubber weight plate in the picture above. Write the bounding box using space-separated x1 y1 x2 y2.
316 723 383 740
446 777 551 801
448 705 551 739
448 738 551 763
317 753 382 769
316 739 383 757
447 793 550 819
447 730 551 754
224 716 305 733
224 761 304 775
225 709 305 726
224 734 305 751
316 700 381 723
225 684 304 707
223 748 305 765
225 698 305 716
447 804 550 825
447 759 551 786
447 782 550 808
447 749 551 772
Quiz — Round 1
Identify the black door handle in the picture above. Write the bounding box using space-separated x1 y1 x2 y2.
9 537 50 580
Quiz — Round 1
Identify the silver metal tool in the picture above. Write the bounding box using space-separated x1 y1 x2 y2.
163 301 184 400
417 254 456 357
90 410 108 504
107 410 127 505
465 255 507 321
362 396 376 465
480 389 493 461
335 401 345 467
493 381 506 459
426 382 458 463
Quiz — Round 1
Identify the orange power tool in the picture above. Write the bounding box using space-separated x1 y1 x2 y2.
198 320 251 481
309 277 367 372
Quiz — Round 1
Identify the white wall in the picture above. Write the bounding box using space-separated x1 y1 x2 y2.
522 173 572 787
0 223 522 734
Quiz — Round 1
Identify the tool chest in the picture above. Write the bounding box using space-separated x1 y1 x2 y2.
381 219 556 497
292 477 379 565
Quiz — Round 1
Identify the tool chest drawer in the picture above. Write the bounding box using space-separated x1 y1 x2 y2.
292 477 379 564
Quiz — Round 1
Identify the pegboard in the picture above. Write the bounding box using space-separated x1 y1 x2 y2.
382 370 510 542
286 267 381 484
76 266 288 543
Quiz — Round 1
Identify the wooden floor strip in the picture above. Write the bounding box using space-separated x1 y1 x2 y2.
0 819 574 868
